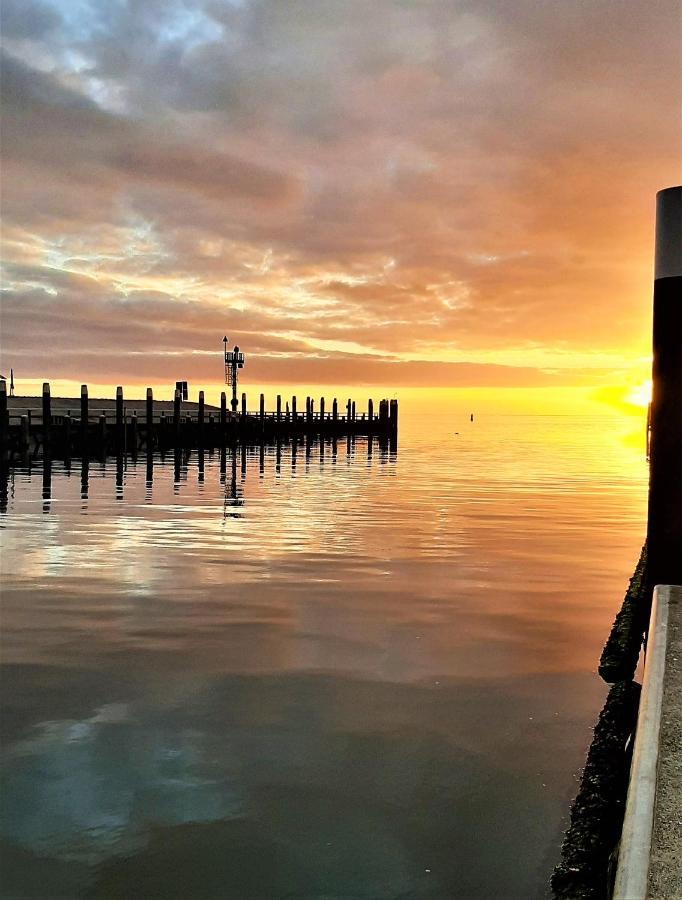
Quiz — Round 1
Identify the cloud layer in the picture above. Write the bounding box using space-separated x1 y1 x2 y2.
1 0 679 389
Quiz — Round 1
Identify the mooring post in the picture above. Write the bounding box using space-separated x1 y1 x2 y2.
220 391 227 443
332 398 338 425
145 388 153 449
241 392 247 418
115 386 124 450
260 393 265 425
173 388 182 444
368 399 374 423
320 397 325 423
389 399 398 434
198 390 205 445
64 414 72 456
306 397 311 423
647 185 682 585
346 399 351 422
131 411 138 451
20 415 29 451
42 382 52 445
292 396 297 422
80 384 88 447
277 395 282 423
0 379 7 448
351 400 356 422
99 411 106 449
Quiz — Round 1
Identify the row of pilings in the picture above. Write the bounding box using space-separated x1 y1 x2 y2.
0 382 398 458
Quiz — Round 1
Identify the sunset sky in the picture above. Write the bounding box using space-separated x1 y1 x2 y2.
1 0 680 411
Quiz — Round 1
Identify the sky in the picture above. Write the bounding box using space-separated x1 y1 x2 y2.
1 0 680 411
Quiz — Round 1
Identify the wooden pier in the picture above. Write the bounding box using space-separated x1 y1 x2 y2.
0 382 398 459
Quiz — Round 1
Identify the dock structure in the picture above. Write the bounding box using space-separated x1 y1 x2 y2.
553 186 682 899
0 383 398 459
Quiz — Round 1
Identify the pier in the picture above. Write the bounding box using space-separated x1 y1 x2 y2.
0 383 398 459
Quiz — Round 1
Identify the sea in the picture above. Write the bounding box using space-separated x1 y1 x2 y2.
0 406 648 899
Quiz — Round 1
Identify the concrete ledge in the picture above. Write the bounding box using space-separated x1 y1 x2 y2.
613 585 680 899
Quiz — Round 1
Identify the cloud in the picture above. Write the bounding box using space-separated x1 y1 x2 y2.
1 0 678 388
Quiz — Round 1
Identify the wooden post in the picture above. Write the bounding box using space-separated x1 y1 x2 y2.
131 411 138 451
292 396 297 422
20 415 29 450
368 399 374 423
260 393 265 425
220 391 227 441
346 399 351 421
198 390 205 445
99 411 106 449
389 399 398 434
80 385 88 446
241 392 247 417
332 398 338 424
647 185 682 585
320 397 325 422
42 382 52 443
0 379 7 447
64 414 72 455
351 400 356 421
146 388 153 449
276 395 282 423
115 386 124 449
306 397 311 422
173 388 181 445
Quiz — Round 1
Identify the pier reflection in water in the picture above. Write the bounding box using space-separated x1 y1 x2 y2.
0 415 646 899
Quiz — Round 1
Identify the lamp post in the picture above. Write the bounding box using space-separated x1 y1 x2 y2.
224 337 245 415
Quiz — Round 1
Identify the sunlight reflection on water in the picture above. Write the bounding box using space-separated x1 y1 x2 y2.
0 411 648 898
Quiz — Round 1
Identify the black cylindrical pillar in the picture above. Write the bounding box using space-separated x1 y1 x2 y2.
647 185 682 585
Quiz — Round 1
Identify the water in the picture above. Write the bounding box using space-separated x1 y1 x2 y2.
0 411 648 899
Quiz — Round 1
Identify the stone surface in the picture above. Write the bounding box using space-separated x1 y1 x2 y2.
649 585 682 899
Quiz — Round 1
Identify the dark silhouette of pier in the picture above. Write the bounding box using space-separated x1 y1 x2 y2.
0 382 398 460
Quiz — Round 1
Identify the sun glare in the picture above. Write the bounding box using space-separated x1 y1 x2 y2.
624 380 652 408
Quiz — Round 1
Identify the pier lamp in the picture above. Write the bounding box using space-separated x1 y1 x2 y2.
224 339 245 414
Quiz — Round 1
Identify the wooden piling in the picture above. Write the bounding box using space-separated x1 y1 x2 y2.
220 392 227 440
42 383 52 444
260 393 265 424
20 415 29 450
647 185 682 585
277 395 282 423
320 397 325 422
64 414 72 456
368 399 374 424
333 398 338 424
99 412 106 449
292 396 297 421
131 412 138 451
346 399 351 421
0 379 7 447
197 390 205 445
351 401 356 421
115 386 124 450
241 392 247 417
389 399 398 433
145 388 153 448
173 389 181 446
80 385 88 445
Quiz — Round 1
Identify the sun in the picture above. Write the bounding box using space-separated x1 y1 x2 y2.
624 380 652 409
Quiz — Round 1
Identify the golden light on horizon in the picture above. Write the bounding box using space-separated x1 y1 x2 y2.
624 380 653 409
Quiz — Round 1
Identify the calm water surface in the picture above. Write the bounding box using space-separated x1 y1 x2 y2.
0 410 648 899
